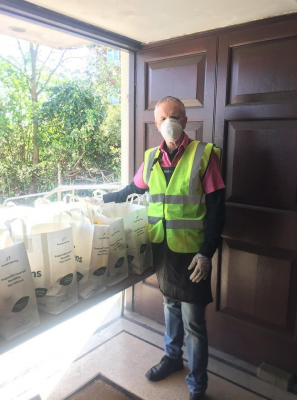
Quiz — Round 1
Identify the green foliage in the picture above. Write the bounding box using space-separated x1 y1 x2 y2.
0 41 121 202
98 105 121 174
38 79 121 183
0 58 33 198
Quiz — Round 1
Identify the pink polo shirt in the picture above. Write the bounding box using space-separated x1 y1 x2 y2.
134 133 225 194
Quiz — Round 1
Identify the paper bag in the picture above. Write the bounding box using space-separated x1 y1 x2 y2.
34 198 66 223
0 228 40 340
105 217 128 286
70 215 109 299
100 201 152 275
53 210 109 299
27 223 78 314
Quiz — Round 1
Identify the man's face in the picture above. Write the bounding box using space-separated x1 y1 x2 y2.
154 102 187 133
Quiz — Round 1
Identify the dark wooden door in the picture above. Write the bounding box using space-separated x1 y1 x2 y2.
133 15 297 374
133 35 218 324
208 18 297 374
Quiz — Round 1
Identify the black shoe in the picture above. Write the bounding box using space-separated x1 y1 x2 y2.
189 392 206 400
145 355 184 381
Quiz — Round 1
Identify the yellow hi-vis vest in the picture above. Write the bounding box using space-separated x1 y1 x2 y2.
143 141 221 253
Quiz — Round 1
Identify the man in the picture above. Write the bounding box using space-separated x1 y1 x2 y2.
103 96 225 400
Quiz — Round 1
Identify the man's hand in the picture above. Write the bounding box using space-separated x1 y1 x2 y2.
188 253 211 283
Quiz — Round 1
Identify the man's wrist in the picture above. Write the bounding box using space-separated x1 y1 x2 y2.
197 252 209 259
198 244 213 259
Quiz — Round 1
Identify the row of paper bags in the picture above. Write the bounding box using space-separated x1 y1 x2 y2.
0 195 152 340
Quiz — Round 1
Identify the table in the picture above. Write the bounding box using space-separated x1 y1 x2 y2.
0 267 154 356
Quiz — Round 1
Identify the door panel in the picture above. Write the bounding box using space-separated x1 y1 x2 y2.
228 37 297 105
225 120 297 211
146 54 206 109
220 240 294 333
135 36 217 170
208 18 297 374
134 35 217 321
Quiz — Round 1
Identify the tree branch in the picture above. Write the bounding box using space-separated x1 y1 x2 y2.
36 48 53 87
61 56 83 62
0 55 23 75
73 151 86 169
0 55 31 91
37 49 67 96
17 40 27 74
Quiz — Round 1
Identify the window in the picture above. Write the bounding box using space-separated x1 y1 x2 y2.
107 49 120 64
107 93 120 105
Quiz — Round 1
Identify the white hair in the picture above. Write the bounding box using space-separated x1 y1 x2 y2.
154 96 186 118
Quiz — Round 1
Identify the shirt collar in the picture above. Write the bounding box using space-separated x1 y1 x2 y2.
159 132 190 153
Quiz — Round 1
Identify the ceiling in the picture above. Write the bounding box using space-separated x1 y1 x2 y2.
1 0 297 47
0 13 89 48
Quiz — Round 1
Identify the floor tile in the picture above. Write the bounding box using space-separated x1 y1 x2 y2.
50 330 265 400
48 311 297 400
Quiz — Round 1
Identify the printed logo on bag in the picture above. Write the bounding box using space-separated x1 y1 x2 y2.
114 257 125 269
32 271 42 278
12 296 29 313
77 271 84 282
60 273 74 286
140 244 147 254
35 288 47 297
93 267 107 276
75 255 83 263
57 237 70 246
1 257 18 268
127 255 134 263
111 228 120 237
97 233 108 240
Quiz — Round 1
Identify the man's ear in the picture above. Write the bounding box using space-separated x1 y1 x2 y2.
182 116 188 129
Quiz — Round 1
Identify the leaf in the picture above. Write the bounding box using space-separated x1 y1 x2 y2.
35 288 48 297
93 267 107 276
140 244 147 254
60 273 74 286
77 271 84 282
114 257 125 269
12 296 29 313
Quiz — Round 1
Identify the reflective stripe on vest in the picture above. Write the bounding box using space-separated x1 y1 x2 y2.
166 220 205 229
149 194 205 204
189 142 207 195
148 217 205 229
148 216 163 225
149 194 165 203
144 146 159 185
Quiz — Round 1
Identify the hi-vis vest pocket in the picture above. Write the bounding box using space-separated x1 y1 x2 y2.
166 228 205 253
148 219 164 243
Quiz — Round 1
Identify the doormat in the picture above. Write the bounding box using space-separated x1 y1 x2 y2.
64 373 142 400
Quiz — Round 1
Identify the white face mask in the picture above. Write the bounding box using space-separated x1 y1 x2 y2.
160 118 183 142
